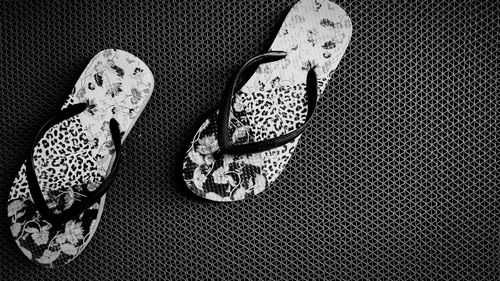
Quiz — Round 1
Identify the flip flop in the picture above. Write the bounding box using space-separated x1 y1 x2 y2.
7 49 154 267
182 0 352 201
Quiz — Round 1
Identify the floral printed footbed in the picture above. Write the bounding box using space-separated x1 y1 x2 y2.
182 0 352 201
8 49 154 267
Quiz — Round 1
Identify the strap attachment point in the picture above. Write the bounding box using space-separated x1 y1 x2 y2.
25 103 122 225
216 52 319 156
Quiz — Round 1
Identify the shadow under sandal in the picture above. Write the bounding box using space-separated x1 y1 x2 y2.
7 49 154 267
182 0 352 201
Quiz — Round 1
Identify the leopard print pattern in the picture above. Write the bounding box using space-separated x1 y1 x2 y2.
10 117 102 200
237 76 330 182
8 49 154 267
183 0 352 201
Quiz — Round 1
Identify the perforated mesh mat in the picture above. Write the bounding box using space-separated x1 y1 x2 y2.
0 0 498 280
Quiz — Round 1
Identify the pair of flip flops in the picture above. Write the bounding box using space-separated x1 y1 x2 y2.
8 0 352 267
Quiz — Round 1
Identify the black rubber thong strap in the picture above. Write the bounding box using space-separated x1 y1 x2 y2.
217 51 319 155
25 103 122 225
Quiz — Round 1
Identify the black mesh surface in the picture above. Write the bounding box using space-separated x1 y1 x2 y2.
0 0 498 280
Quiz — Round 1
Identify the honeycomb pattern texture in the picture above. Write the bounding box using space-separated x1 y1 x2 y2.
0 0 498 280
